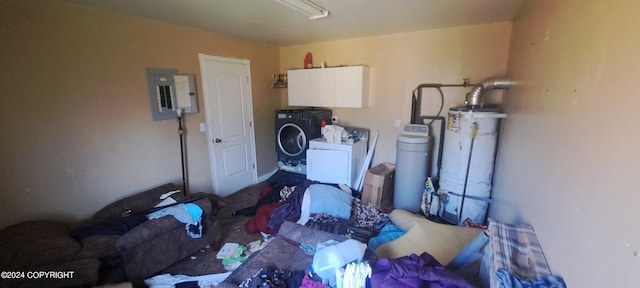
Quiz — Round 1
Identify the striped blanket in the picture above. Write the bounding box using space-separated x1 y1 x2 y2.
487 219 566 288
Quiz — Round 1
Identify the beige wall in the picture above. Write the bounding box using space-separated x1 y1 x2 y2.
4 0 635 285
280 22 512 172
492 0 639 286
0 0 280 228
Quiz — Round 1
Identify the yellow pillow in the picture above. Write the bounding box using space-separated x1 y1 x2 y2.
374 210 482 265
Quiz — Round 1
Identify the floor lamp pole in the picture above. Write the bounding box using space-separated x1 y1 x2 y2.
177 109 188 196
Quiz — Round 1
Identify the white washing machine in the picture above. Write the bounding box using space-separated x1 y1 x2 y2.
306 138 367 189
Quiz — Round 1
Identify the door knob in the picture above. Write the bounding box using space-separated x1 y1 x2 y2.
215 138 222 143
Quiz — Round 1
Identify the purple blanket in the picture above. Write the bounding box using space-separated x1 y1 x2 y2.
370 252 473 288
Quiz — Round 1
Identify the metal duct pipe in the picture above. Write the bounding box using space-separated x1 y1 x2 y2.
411 80 476 124
465 78 513 108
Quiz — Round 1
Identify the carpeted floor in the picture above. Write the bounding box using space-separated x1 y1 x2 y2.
160 181 270 277
159 170 307 279
156 169 382 285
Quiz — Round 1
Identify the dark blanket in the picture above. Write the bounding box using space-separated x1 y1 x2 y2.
370 253 473 288
233 185 282 217
305 215 380 244
267 181 312 231
70 215 148 240
304 196 389 244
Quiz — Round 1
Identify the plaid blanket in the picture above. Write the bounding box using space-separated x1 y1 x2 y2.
487 219 565 287
488 219 551 279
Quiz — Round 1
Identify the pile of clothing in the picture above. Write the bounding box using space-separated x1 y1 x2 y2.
235 181 389 244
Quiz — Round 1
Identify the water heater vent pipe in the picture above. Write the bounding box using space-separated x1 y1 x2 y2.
465 78 513 108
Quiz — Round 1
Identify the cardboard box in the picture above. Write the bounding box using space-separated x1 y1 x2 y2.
361 163 395 211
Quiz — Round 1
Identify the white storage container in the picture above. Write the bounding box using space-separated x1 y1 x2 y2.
312 239 367 285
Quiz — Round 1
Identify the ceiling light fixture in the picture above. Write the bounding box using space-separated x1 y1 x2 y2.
273 0 329 20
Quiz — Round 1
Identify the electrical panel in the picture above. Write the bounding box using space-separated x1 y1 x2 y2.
146 68 198 121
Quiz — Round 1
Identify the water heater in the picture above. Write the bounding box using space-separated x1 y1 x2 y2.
437 107 506 225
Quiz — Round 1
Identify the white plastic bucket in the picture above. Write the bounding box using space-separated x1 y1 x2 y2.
312 239 367 285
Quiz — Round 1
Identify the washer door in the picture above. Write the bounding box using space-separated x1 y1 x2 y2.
277 122 307 158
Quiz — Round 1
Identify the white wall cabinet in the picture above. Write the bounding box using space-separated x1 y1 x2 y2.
287 66 369 108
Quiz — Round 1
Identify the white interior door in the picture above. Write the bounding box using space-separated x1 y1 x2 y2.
199 54 256 196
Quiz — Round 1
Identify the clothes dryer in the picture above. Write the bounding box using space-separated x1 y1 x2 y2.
275 109 332 166
306 138 367 189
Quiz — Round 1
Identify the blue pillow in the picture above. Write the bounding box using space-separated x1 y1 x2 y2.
308 184 353 219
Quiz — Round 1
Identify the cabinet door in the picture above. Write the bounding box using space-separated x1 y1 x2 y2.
287 69 309 106
335 66 368 108
288 66 368 108
308 68 335 107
